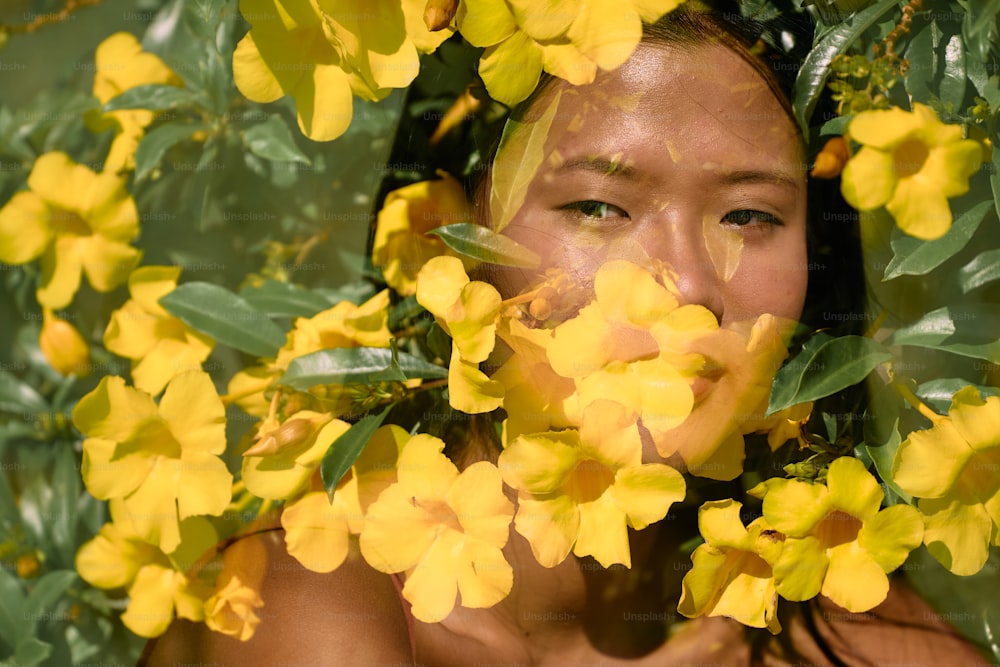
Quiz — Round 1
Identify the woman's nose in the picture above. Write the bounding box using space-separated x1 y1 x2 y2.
643 217 726 322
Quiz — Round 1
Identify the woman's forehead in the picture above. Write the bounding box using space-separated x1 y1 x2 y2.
525 42 804 172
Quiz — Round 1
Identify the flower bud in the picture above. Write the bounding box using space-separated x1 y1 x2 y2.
810 136 849 179
423 0 458 31
39 309 90 377
242 418 313 457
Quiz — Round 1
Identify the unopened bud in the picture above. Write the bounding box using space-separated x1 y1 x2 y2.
423 0 458 31
243 418 313 457
39 309 90 377
810 136 849 179
529 297 552 321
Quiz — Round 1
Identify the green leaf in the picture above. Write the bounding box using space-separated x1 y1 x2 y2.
0 567 25 645
13 638 51 667
239 280 332 318
959 248 1000 293
160 283 286 358
429 223 540 268
134 122 204 181
242 117 311 165
863 381 911 503
883 200 992 279
280 347 446 390
0 370 47 415
48 446 79 566
967 0 1000 37
890 305 1000 362
320 404 392 498
768 335 892 414
101 84 199 113
991 140 1000 226
792 0 900 132
904 19 935 100
22 571 77 635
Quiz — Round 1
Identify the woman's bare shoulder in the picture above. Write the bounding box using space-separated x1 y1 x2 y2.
142 530 414 667
765 575 988 666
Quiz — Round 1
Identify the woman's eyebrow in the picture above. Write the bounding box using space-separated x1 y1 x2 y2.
717 169 802 192
554 156 640 180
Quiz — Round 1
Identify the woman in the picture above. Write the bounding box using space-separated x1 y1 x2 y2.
144 4 987 665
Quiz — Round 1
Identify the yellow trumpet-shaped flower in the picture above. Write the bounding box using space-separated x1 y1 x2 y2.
360 434 515 622
655 314 793 481
39 308 90 376
0 151 140 309
76 513 216 638
372 172 474 296
458 0 685 105
678 499 783 633
416 256 504 413
204 574 265 641
104 266 214 396
233 0 451 141
499 399 685 568
72 372 232 553
892 385 1000 575
90 32 182 172
226 289 391 417
751 457 923 613
841 103 982 240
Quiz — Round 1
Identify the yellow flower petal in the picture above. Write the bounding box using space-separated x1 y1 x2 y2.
508 0 577 40
403 530 462 622
455 538 513 608
448 461 514 546
885 174 955 241
825 457 883 520
360 484 438 573
0 192 52 264
499 431 581 494
158 371 226 455
893 419 973 498
820 543 888 613
574 491 630 568
121 564 179 637
611 463 685 530
513 496 578 567
448 354 504 414
840 146 896 211
920 496 993 575
456 0 516 46
281 491 351 572
773 536 826 601
37 235 84 309
758 479 829 536
566 1 641 71
478 30 543 107
858 503 923 572
849 106 924 150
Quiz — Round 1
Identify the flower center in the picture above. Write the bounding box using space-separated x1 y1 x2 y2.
815 510 862 549
564 458 616 504
49 208 91 236
419 497 464 534
892 139 930 178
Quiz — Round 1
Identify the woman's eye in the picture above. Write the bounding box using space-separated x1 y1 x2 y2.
561 200 630 223
722 209 782 228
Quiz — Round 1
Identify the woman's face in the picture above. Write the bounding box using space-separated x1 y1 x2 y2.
494 42 808 327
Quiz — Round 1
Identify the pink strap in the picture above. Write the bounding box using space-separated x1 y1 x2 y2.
389 572 419 663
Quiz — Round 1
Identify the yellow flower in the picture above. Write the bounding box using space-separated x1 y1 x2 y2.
76 513 216 638
372 172 474 296
104 266 214 396
841 103 982 240
204 574 265 641
39 308 90 376
678 499 783 633
72 372 232 553
359 434 514 622
546 260 717 463
499 399 685 568
751 457 923 612
492 315 579 439
458 0 684 105
416 256 504 413
0 151 140 309
892 386 1000 575
227 289 391 417
90 32 182 172
233 0 451 141
655 314 793 480
274 289 392 370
